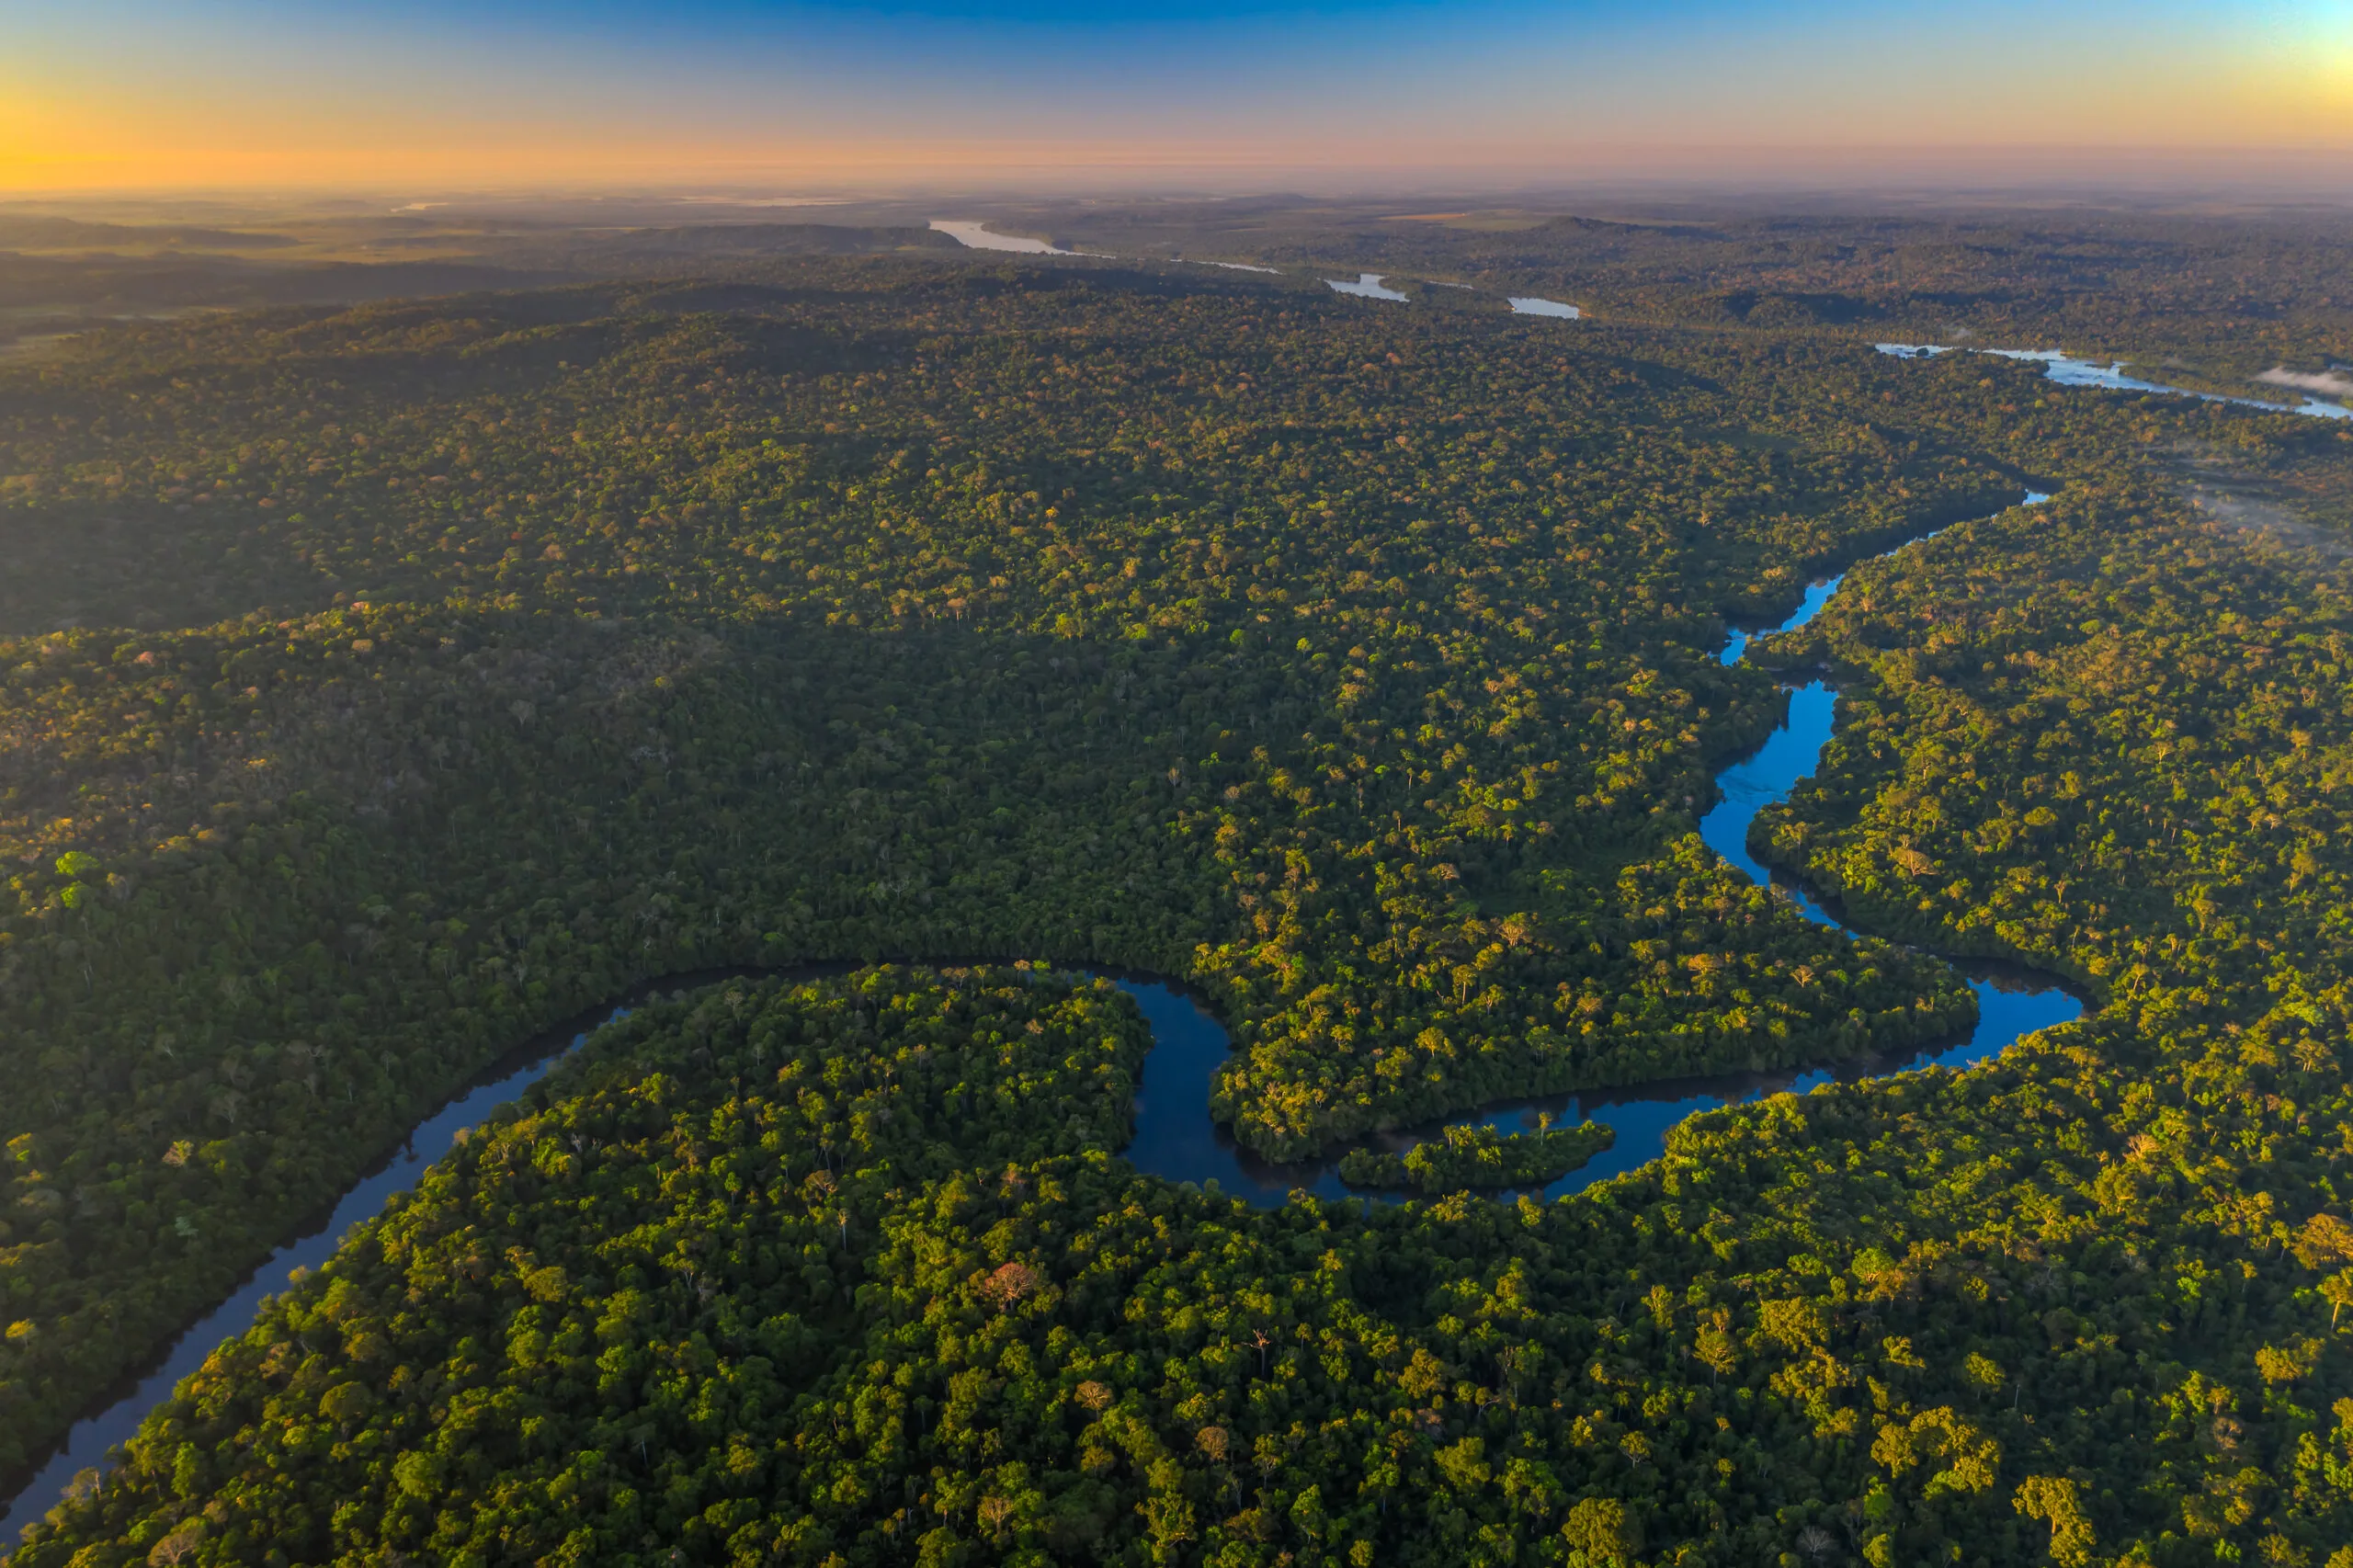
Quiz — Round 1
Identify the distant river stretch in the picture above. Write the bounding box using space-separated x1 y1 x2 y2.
926 220 1075 256
1878 344 2353 422
2 494 2086 1540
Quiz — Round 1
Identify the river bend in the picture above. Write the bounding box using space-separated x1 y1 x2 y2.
2 494 2084 1538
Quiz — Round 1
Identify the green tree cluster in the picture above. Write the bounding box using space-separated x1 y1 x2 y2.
1336 1119 1614 1194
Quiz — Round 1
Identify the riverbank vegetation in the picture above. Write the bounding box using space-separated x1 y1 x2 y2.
1753 485 2353 1009
6 235 2353 1563
1336 1119 1614 1192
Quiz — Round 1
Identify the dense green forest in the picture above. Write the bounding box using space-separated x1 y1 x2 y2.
0 265 2005 1485
1336 1119 1615 1193
4 234 2353 1565
21 965 2353 1566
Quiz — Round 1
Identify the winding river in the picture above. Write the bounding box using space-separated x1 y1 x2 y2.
1 495 2086 1540
1122 491 2081 1206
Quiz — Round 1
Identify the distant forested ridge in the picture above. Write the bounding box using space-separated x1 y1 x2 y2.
3 244 2353 1565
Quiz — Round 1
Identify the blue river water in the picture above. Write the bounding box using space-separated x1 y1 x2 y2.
1119 490 2082 1207
1 1028 598 1539
1 494 2087 1540
1877 343 2353 422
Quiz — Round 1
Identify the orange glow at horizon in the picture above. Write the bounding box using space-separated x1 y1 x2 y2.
6 2 2351 197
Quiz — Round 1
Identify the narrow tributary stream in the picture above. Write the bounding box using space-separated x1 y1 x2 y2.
3 495 2085 1538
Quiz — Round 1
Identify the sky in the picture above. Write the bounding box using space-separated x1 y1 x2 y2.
4 0 2351 193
